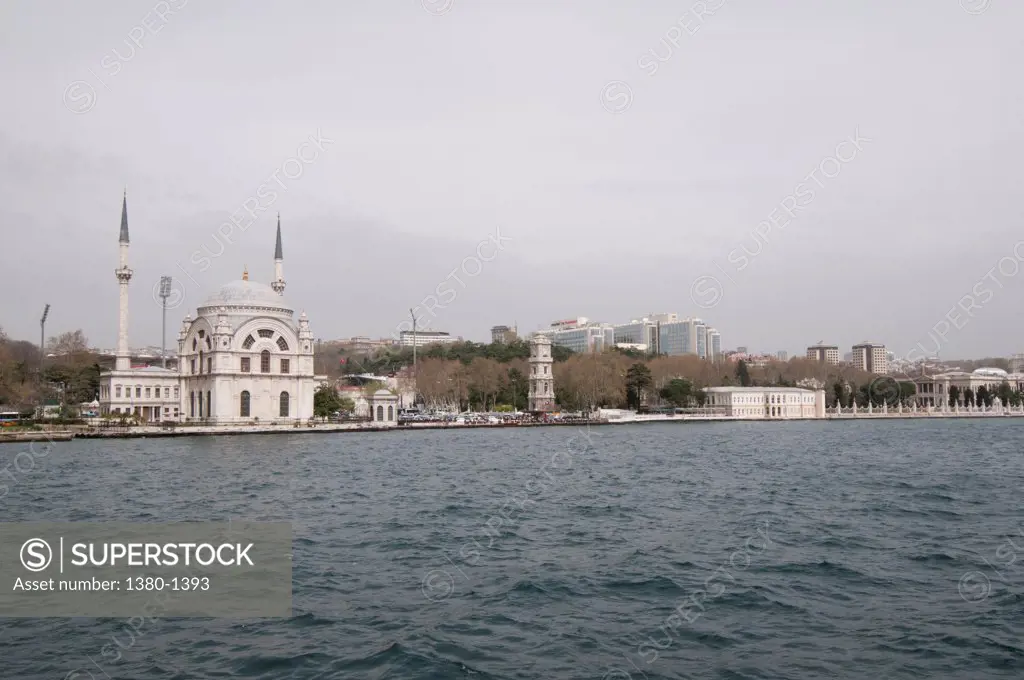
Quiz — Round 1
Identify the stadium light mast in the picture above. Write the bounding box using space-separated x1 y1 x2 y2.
158 277 172 368
39 303 50 377
410 308 417 379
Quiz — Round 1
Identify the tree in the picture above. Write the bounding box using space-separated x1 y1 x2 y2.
313 383 344 419
976 385 990 408
659 378 693 407
625 362 653 410
997 381 1014 407
736 360 752 387
47 330 90 362
898 382 916 406
948 385 961 407
963 387 975 407
832 381 845 408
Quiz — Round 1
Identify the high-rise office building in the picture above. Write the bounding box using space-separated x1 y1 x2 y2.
807 343 840 365
852 342 888 374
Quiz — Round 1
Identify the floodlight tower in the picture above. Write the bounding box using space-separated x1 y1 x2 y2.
39 303 50 379
159 276 172 368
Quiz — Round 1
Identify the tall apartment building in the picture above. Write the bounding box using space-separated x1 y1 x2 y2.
852 342 888 374
776 350 788 362
490 324 518 344
806 343 840 365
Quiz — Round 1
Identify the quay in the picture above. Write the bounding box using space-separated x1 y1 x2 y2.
4 406 1024 445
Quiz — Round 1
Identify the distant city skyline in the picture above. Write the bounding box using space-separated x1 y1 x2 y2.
2 1 1020 360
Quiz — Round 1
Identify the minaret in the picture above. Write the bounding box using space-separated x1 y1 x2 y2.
114 190 134 371
271 214 286 295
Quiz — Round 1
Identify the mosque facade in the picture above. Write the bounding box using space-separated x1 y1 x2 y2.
98 194 320 424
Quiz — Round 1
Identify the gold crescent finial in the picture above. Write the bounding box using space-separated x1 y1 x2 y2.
242 265 249 281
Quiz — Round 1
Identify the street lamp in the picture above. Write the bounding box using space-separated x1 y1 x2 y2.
158 276 172 369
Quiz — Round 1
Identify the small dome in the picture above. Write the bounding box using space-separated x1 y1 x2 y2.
200 280 292 313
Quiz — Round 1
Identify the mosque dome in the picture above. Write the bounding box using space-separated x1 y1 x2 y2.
199 280 293 314
972 367 1007 377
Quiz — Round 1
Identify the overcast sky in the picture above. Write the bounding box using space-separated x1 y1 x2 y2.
1 0 1020 359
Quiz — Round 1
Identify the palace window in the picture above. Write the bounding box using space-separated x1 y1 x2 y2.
388 405 394 421
241 357 251 373
261 351 271 373
145 388 151 399
164 387 170 398
136 387 142 398
115 385 122 398
258 329 274 339
376 405 383 421
277 337 289 351
280 392 290 417
280 359 290 374
240 391 251 417
192 338 197 351
207 391 212 417
206 337 212 350
174 387 179 399
198 392 203 417
242 335 255 350
207 358 212 373
190 391 195 418
190 359 196 374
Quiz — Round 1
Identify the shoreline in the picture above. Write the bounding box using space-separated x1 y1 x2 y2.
2 410 1024 444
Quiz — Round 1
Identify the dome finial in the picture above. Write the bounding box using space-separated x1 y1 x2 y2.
242 265 249 281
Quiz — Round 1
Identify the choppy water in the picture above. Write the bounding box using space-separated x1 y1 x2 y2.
2 419 1024 679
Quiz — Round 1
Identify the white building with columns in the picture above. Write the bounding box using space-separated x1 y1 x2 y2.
99 199 321 424
704 386 826 419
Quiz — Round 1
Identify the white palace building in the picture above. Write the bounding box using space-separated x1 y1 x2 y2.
99 193 322 424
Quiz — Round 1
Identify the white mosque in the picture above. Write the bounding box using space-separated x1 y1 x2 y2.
98 193 322 424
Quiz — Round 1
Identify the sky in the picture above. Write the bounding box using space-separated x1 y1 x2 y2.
0 0 1021 360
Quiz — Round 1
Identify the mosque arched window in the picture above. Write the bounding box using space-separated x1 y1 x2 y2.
258 329 274 339
388 405 394 421
279 392 290 417
376 405 384 421
240 391 250 417
242 335 255 350
277 337 289 351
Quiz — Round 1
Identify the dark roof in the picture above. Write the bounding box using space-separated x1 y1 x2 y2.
275 214 283 259
119 190 130 243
